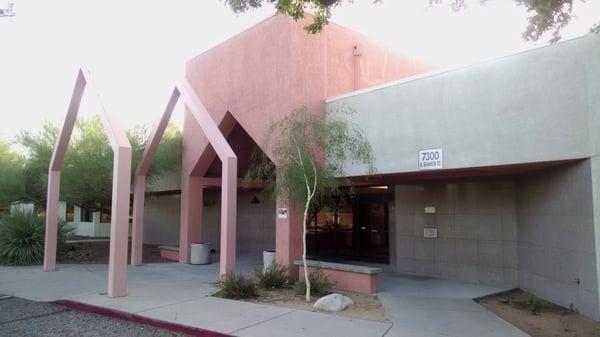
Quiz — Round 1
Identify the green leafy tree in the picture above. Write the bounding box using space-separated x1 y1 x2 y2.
225 0 597 42
15 122 59 203
17 116 183 212
129 123 183 179
59 116 115 212
246 107 374 301
0 140 26 204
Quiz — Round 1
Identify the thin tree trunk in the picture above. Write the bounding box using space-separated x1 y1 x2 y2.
302 195 311 302
291 135 317 303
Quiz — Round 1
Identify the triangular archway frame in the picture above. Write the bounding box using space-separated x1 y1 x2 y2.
131 79 238 276
44 68 133 298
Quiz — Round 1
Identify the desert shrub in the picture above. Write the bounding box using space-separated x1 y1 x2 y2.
216 273 258 299
527 294 544 314
256 264 291 290
294 268 333 297
0 210 70 266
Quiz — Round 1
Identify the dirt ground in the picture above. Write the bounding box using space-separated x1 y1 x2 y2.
58 241 173 264
477 289 600 337
245 288 389 323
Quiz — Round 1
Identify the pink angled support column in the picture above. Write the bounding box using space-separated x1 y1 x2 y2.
179 175 204 263
179 113 238 264
44 70 85 272
220 157 237 274
131 88 180 266
134 82 237 275
43 68 133 298
107 145 132 297
131 175 145 265
177 79 238 276
44 170 62 271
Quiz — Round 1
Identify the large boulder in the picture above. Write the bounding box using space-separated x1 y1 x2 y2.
313 293 353 312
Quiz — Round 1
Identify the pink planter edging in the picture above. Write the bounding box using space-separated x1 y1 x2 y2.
298 265 378 294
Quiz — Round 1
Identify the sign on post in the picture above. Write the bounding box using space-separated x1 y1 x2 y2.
277 208 288 219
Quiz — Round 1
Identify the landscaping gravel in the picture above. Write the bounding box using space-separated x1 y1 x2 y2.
0 296 189 337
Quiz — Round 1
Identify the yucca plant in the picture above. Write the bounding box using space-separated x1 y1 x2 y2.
0 210 70 265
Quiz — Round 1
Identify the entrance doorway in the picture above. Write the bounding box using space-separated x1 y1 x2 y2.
307 186 392 263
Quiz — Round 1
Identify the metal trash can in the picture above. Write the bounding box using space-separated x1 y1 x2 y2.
263 250 276 272
190 243 211 265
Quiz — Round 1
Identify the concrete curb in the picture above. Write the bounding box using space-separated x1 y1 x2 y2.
52 300 232 337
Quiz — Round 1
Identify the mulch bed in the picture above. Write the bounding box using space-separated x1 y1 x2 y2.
59 240 173 264
477 289 600 337
218 287 389 323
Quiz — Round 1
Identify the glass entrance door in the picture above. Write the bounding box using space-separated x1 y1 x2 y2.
356 201 389 263
307 187 391 264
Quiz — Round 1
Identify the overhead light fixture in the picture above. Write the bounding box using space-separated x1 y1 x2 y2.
369 186 388 190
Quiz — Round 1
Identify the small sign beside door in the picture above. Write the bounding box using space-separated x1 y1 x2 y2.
418 148 443 170
277 208 288 219
423 228 438 238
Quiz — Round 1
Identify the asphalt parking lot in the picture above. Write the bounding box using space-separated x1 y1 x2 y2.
0 295 188 337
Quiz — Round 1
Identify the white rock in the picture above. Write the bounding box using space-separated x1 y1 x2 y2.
313 293 353 312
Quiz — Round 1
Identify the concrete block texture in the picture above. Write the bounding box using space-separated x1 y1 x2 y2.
202 189 276 255
393 179 519 288
392 160 600 321
516 160 599 320
143 190 275 255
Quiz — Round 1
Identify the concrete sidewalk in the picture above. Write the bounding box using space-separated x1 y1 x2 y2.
0 260 529 337
377 273 529 337
0 261 391 337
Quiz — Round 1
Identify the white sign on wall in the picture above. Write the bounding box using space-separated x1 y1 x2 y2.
424 206 436 214
418 148 443 170
424 228 438 238
277 208 288 219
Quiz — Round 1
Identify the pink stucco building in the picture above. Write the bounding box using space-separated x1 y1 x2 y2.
45 12 600 321
178 14 428 275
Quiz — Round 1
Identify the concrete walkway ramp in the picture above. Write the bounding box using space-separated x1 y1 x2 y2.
378 273 529 337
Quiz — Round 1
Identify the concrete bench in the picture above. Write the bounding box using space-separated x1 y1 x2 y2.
158 245 179 261
294 259 382 294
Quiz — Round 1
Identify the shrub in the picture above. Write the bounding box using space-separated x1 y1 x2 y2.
527 294 544 314
216 273 258 299
294 268 333 297
256 264 291 290
0 210 70 266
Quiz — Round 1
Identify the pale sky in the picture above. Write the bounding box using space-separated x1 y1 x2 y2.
1 0 599 149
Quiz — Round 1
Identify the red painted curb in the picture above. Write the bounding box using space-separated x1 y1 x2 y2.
51 300 232 337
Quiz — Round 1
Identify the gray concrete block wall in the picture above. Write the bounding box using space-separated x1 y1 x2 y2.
143 190 276 255
202 189 276 255
393 179 519 287
516 161 599 320
144 194 181 246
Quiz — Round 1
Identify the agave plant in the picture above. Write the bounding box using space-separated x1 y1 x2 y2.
0 209 70 265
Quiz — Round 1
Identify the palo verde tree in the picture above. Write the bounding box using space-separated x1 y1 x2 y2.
15 122 59 203
225 0 598 42
0 139 26 205
246 107 375 302
16 116 183 212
